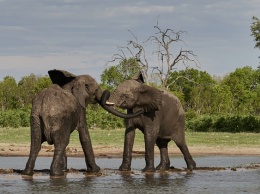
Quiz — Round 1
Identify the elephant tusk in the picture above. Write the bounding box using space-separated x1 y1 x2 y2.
105 101 115 105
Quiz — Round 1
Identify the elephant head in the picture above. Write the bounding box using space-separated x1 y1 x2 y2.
48 69 103 108
101 71 162 114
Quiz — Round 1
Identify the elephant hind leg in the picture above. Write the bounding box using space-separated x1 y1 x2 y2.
173 136 196 171
62 152 68 172
50 130 70 177
22 115 42 176
156 138 171 171
172 118 196 171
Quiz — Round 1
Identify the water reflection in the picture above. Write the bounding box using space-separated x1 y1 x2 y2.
22 173 99 193
0 156 260 193
116 170 195 193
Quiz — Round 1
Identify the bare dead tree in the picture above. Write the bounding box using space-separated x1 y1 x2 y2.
148 23 198 88
107 21 198 88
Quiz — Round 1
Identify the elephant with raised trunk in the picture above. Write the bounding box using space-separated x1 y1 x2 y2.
101 72 196 172
22 69 139 177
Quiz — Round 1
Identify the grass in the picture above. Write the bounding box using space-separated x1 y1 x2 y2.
0 127 259 148
185 132 260 147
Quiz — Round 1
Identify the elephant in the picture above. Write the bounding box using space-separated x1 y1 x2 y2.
22 69 139 177
22 69 102 177
101 71 196 172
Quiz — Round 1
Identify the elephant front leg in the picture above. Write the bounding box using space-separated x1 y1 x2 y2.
78 128 100 173
119 126 135 171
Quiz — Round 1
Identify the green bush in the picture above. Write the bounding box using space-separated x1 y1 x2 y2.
1 107 260 133
241 116 260 133
0 109 30 128
186 115 260 133
213 116 256 132
186 115 214 132
18 109 31 127
185 110 199 120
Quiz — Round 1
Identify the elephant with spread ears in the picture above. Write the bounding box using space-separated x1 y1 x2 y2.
22 69 140 177
100 71 196 172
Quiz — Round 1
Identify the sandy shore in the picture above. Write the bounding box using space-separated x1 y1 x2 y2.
0 143 259 157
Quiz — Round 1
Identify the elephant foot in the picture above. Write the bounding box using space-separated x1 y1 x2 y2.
156 162 170 171
50 174 66 178
142 166 156 172
50 167 64 177
87 165 100 173
21 168 33 176
63 168 69 172
119 163 131 171
62 165 67 172
50 171 64 177
187 160 196 171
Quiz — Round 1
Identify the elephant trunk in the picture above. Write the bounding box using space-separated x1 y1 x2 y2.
95 87 103 102
99 90 144 119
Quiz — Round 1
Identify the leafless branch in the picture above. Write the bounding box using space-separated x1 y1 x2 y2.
166 75 198 90
108 20 198 88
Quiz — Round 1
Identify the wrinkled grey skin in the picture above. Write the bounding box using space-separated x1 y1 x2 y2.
22 70 102 177
104 72 196 172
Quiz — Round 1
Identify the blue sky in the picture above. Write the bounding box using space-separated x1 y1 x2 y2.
0 0 259 82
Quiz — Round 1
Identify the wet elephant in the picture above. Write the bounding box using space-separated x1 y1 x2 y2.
101 71 196 172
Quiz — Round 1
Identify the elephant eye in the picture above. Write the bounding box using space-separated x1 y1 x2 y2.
85 84 90 91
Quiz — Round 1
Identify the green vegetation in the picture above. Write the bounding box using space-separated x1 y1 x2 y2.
0 65 260 133
251 16 260 50
186 115 260 133
0 127 259 148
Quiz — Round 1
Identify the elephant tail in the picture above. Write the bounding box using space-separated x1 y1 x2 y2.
40 116 54 145
31 89 54 145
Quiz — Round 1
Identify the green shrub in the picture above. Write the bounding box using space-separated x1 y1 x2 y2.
1 107 260 133
18 109 30 127
185 110 199 120
0 109 30 128
186 115 214 132
241 116 260 133
0 110 20 128
187 114 260 133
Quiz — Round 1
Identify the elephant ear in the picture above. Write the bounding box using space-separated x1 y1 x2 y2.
71 78 88 108
48 69 77 87
137 85 162 112
132 71 145 83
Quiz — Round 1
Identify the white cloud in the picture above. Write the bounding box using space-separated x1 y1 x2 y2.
101 5 175 18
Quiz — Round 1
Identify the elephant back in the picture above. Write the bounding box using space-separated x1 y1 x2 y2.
32 84 79 144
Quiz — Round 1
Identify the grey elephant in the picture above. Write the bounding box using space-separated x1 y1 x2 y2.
101 71 196 172
22 69 138 177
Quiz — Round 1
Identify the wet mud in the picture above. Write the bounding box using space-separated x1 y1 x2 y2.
1 163 259 177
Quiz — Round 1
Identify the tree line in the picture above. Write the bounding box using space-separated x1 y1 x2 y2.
0 65 260 132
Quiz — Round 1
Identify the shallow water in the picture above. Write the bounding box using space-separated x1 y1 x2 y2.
0 156 260 194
